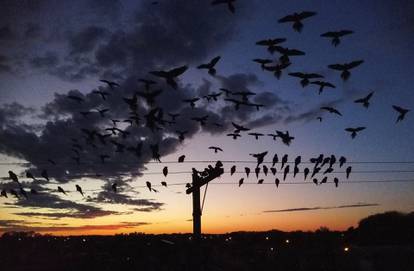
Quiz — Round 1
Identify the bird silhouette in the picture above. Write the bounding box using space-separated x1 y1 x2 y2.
339 156 346 168
276 130 294 146
345 127 366 139
161 181 167 187
8 171 19 183
321 106 342 116
329 155 336 168
178 155 185 163
219 88 233 97
323 167 333 175
328 60 364 81
263 165 269 176
146 181 153 192
310 81 336 94
211 0 236 14
138 78 157 91
227 133 241 140
209 146 223 153
230 165 236 176
168 113 180 121
271 167 277 176
320 176 328 185
263 62 291 79
272 154 278 167
281 154 288 169
206 92 222 102
245 167 250 178
354 91 374 108
95 108 110 118
41 169 49 182
149 65 188 89
100 79 120 90
197 56 221 75
248 133 264 140
92 90 110 100
278 11 317 32
304 167 310 180
333 177 339 187
392 105 410 123
232 122 250 133
275 178 280 187
283 165 290 181
255 167 261 178
238 178 244 187
253 58 273 70
272 46 305 64
311 167 320 178
288 72 324 87
313 178 318 185
183 97 200 109
293 166 299 178
321 30 354 47
10 189 19 198
76 185 84 197
294 156 301 167
163 166 168 177
58 186 66 195
250 151 268 167
257 179 264 184
346 166 352 179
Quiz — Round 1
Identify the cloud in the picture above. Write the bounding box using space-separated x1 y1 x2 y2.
263 203 380 213
0 25 15 40
29 51 59 69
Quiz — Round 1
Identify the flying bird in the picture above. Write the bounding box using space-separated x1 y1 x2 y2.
328 60 364 81
76 185 84 197
92 90 110 100
253 58 273 70
321 30 354 47
263 62 291 79
227 133 241 140
278 11 317 32
276 130 294 146
197 56 221 75
100 79 120 90
321 106 342 116
354 92 374 108
183 97 200 109
146 181 153 192
211 0 236 14
149 65 188 89
232 122 250 133
248 133 264 140
310 81 336 94
219 88 233 97
209 146 223 153
345 127 366 139
392 105 410 123
250 151 268 167
288 72 324 87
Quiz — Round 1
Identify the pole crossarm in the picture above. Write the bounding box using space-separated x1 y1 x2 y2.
186 161 224 194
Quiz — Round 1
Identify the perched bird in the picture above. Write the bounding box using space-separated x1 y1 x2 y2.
178 155 186 163
238 178 244 187
323 167 334 175
320 176 328 185
257 179 264 184
312 178 318 185
163 166 168 177
294 156 301 167
197 56 221 75
209 146 223 153
328 60 364 81
245 167 250 178
311 167 321 178
293 166 299 178
271 167 277 176
345 127 366 139
321 30 354 47
339 156 347 168
255 167 261 178
146 181 153 192
230 165 236 176
76 185 84 197
392 105 410 123
41 169 49 182
288 72 324 87
8 171 19 183
281 154 288 169
333 177 339 187
321 106 342 116
57 186 66 195
346 166 352 179
275 178 280 187
304 168 310 180
211 0 236 14
100 79 120 90
310 81 336 94
161 181 167 187
283 165 290 181
354 91 374 108
263 165 269 176
272 154 278 167
248 133 264 140
149 65 188 89
278 11 317 32
329 155 337 168
250 151 268 167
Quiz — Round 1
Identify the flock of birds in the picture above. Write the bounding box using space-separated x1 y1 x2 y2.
0 4 411 204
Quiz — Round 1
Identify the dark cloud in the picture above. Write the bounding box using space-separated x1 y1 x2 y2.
0 25 15 40
263 203 380 213
69 26 107 55
29 51 59 69
24 23 43 39
0 55 12 73
284 99 344 124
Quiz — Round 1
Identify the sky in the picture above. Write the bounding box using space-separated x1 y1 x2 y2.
0 0 413 236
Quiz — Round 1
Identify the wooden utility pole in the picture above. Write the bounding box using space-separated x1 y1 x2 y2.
186 162 224 240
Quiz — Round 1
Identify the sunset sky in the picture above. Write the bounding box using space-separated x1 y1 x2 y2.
0 0 413 236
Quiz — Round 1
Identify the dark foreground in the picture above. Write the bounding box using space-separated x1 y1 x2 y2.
1 229 413 271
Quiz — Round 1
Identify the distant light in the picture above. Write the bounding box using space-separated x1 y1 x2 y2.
82 238 86 242
265 236 269 240
65 170 70 174
270 247 274 251
344 247 349 252
285 239 290 244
